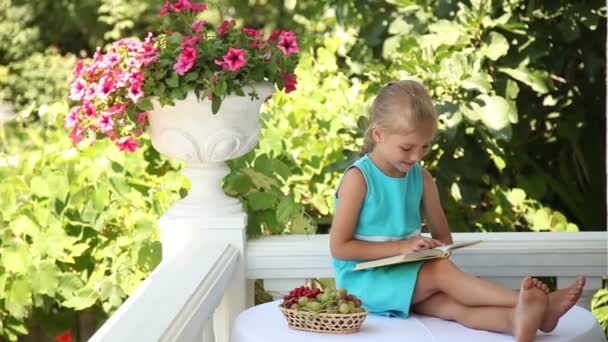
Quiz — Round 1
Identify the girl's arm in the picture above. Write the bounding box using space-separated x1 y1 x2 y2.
421 168 453 245
330 168 441 260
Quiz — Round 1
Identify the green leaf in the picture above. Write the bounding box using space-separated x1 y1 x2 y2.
166 72 179 88
183 71 199 82
136 97 154 111
290 215 316 234
211 94 221 114
58 273 85 299
12 215 38 237
0 185 16 216
271 159 291 180
498 67 550 94
93 184 110 210
478 95 518 131
0 274 7 299
217 79 227 96
253 154 273 174
30 176 51 197
62 286 99 310
462 73 492 94
276 197 300 224
480 32 509 61
32 260 61 296
109 176 130 197
6 277 32 319
137 241 162 271
134 217 155 241
506 188 526 207
2 243 30 274
242 168 278 190
45 174 69 201
247 192 278 211
531 208 551 231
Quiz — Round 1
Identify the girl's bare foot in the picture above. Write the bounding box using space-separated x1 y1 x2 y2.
532 278 550 294
514 276 547 342
540 275 586 333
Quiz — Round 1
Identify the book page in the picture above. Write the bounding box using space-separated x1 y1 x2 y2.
353 240 482 271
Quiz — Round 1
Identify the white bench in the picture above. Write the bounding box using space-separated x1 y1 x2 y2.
231 300 606 342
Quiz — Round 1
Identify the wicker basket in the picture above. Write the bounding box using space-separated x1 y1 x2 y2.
279 306 368 334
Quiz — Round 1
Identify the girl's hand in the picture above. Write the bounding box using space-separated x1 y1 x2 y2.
399 236 444 254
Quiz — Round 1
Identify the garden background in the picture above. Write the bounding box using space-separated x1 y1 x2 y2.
0 0 606 341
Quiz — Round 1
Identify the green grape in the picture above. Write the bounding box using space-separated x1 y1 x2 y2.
338 303 350 314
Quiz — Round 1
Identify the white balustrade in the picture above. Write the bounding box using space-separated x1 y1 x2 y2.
89 242 239 342
247 232 608 309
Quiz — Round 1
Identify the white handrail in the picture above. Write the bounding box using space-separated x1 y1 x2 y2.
90 241 239 342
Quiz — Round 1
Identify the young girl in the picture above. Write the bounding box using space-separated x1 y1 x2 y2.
329 80 586 342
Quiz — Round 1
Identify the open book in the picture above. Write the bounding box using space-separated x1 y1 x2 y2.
354 240 482 271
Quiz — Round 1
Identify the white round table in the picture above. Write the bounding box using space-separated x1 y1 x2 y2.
231 300 606 342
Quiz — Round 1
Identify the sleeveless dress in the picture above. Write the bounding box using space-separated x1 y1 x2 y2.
331 154 424 318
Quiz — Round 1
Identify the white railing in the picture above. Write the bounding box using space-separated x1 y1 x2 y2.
90 231 607 342
247 232 608 309
89 242 239 342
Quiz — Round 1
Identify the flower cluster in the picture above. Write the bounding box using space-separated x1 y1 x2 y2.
66 0 300 152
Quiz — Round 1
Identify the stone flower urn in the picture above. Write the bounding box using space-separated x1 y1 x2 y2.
147 81 275 258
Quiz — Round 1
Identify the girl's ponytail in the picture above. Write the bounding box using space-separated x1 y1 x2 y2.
361 126 374 155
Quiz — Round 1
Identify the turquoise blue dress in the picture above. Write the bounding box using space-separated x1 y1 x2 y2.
331 154 424 318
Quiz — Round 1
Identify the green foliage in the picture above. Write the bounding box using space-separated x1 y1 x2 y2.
0 0 42 63
0 50 76 113
318 0 605 232
592 285 608 336
0 115 185 340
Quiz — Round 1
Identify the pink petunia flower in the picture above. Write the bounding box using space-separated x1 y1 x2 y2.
172 0 191 12
116 136 140 152
128 82 144 103
159 0 172 15
218 19 236 36
280 71 297 93
64 106 80 128
250 40 265 49
268 29 283 41
69 125 84 145
69 78 87 101
136 111 148 125
173 47 197 75
96 77 115 99
243 28 264 37
98 113 114 133
192 19 205 33
277 31 300 56
219 47 246 72
180 35 202 49
188 1 207 12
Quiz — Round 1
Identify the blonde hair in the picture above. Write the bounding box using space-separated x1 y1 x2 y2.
362 80 437 154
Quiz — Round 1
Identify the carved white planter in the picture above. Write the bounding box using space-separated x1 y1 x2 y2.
148 81 275 259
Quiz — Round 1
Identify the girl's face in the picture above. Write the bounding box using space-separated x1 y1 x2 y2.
372 120 435 177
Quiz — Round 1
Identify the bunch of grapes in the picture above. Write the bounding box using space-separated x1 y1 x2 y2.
280 286 365 314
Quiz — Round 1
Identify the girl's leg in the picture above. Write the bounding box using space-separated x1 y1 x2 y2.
412 258 518 307
412 292 512 333
541 275 586 332
411 258 587 333
412 276 547 342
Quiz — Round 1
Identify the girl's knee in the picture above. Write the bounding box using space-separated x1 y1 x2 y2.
419 258 454 278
